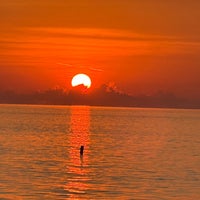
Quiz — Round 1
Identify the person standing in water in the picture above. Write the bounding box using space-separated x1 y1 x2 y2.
80 145 84 156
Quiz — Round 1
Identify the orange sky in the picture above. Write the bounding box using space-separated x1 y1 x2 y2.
1 1 200 99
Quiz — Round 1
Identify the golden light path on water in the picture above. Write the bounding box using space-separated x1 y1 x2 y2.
65 106 91 198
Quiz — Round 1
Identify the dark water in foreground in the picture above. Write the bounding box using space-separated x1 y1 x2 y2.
0 105 200 200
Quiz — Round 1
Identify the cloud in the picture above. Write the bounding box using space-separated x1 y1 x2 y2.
25 27 177 42
89 67 104 72
56 63 104 73
1 85 196 108
57 63 73 66
106 82 123 94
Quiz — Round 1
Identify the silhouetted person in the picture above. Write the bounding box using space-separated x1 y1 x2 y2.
80 145 84 156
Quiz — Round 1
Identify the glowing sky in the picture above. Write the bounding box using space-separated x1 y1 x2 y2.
1 0 200 99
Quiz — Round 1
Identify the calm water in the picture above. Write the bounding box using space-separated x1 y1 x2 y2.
0 105 200 200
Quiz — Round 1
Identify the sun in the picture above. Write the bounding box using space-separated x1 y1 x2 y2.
71 74 91 88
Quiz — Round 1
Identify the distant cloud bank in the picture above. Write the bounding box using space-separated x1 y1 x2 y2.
0 85 199 109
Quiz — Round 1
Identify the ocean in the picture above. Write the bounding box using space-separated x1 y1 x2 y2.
0 104 200 200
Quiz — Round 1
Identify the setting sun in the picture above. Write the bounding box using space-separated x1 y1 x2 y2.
71 74 92 88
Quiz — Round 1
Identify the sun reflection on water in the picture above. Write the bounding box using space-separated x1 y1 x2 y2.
65 106 91 198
